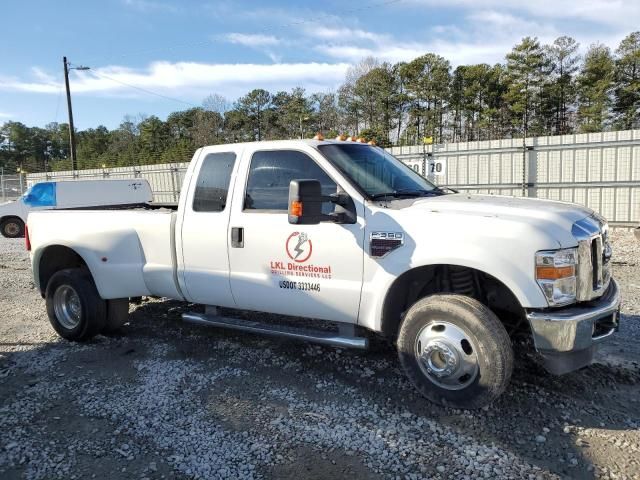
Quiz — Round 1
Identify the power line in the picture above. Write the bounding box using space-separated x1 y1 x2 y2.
88 70 199 108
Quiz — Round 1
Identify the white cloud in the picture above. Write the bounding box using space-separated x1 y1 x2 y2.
306 26 390 44
0 61 350 100
0 111 11 118
225 33 281 47
303 3 630 67
407 0 640 30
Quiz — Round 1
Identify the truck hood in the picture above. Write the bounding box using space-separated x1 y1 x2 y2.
388 193 594 241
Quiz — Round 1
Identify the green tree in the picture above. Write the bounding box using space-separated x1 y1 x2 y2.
613 31 640 129
352 64 400 145
76 126 111 169
139 116 170 163
545 36 581 134
309 92 340 136
271 87 313 139
236 89 272 140
400 53 451 143
577 44 615 132
505 37 547 138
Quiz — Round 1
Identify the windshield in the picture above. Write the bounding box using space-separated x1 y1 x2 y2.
317 143 439 198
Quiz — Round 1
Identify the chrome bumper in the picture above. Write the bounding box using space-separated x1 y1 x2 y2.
526 279 621 374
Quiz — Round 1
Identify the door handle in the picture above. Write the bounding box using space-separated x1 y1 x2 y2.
231 227 244 248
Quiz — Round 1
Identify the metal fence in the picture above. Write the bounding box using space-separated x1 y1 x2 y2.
388 129 640 227
26 129 640 226
1 174 27 202
27 163 190 204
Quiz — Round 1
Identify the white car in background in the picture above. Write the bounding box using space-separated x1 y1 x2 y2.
0 179 153 238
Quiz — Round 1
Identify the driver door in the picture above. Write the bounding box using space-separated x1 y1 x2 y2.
227 148 365 323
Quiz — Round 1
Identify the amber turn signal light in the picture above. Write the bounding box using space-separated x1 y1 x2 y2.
290 201 303 217
535 265 575 280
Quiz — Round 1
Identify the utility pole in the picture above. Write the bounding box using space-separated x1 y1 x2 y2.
63 57 77 172
63 57 90 173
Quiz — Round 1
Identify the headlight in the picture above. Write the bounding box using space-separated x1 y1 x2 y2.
535 248 577 306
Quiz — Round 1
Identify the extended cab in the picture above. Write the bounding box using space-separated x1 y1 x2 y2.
1 179 152 238
27 140 621 408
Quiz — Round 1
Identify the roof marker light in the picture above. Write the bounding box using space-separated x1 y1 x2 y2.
313 132 325 141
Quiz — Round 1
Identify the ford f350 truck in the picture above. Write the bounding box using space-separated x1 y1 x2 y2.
26 139 621 408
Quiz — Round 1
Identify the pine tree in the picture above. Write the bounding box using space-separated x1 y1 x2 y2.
545 36 581 134
505 37 547 138
577 44 615 132
613 32 640 129
400 53 451 143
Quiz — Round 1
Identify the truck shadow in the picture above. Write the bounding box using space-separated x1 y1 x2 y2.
122 300 640 479
2 301 636 479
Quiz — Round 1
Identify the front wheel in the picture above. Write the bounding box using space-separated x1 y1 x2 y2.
45 269 107 341
397 294 513 409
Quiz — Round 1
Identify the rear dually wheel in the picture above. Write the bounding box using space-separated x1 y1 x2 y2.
45 268 107 341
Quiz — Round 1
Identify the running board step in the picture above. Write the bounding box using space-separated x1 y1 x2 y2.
182 312 368 349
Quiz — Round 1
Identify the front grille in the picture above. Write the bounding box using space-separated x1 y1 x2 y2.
572 215 611 301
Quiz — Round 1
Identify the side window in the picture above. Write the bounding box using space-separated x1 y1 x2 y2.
245 150 337 212
192 152 236 212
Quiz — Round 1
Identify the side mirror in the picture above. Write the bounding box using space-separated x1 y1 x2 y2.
288 179 325 224
288 179 357 225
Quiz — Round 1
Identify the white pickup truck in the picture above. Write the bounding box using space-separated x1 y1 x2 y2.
27 139 621 408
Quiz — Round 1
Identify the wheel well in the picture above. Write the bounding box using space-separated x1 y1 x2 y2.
38 246 88 297
381 264 529 341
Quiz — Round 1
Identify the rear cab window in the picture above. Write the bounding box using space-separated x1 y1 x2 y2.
192 152 236 212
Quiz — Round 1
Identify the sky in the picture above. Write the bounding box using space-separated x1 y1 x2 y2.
0 0 637 130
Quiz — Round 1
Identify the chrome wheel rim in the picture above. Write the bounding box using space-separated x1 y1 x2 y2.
415 321 479 390
4 222 19 236
53 285 82 330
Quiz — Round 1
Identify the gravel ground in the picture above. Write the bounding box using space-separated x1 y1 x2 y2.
1 231 639 480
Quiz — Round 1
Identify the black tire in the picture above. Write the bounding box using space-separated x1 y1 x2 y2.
45 268 107 341
1 218 24 238
102 299 130 334
397 294 513 409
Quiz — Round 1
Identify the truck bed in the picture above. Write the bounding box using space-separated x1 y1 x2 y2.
28 208 181 300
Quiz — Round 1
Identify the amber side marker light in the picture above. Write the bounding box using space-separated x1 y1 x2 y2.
290 201 303 217
535 265 575 280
